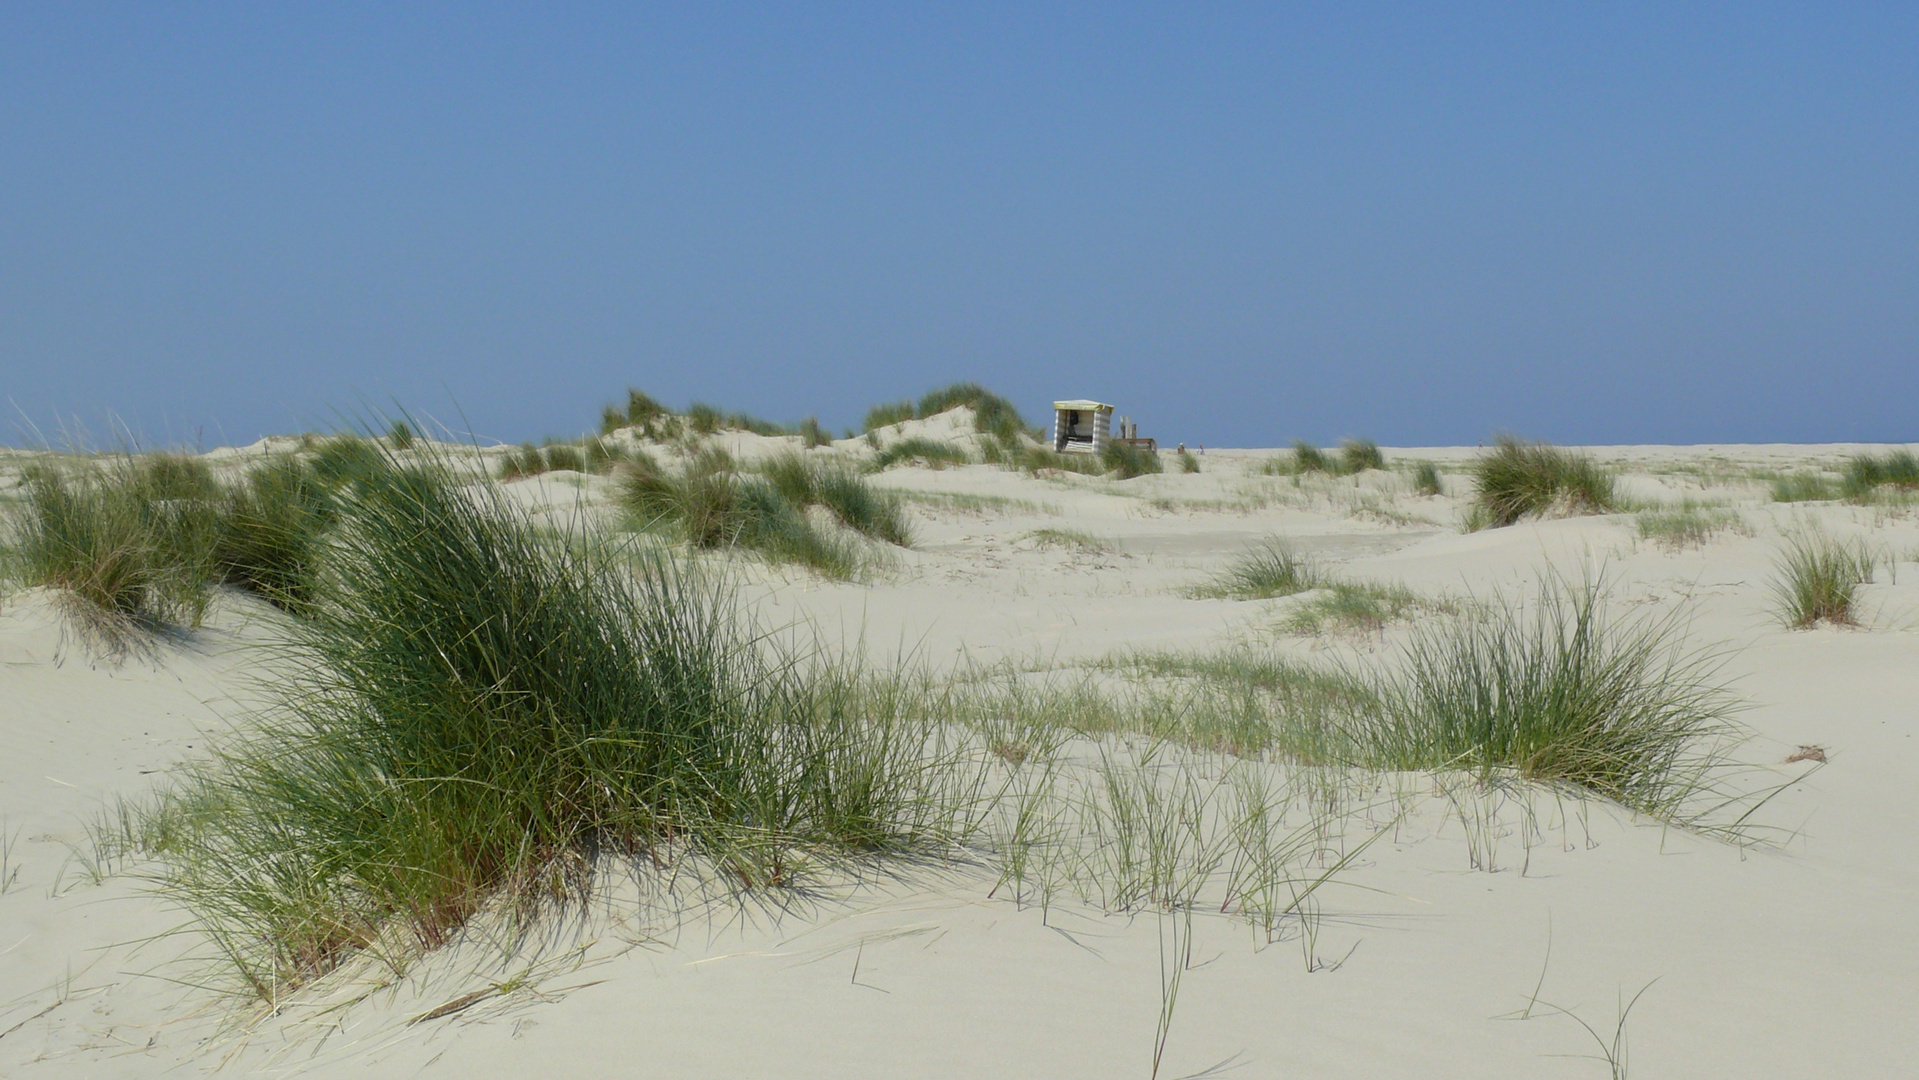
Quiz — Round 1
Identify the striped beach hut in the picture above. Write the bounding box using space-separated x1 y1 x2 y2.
1052 400 1113 455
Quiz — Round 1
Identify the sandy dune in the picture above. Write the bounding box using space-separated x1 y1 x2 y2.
3 441 1917 1077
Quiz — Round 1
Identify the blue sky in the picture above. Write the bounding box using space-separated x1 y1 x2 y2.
4 5 1915 448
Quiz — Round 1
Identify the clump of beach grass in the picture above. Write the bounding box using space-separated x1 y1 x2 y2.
1472 436 1617 527
1280 581 1458 637
1634 502 1747 551
213 456 336 613
1100 439 1162 479
602 388 681 441
1771 530 1883 628
1177 449 1200 474
798 417 833 449
1188 538 1321 600
136 453 220 501
619 449 905 577
1412 461 1444 497
1358 572 1738 818
308 435 389 491
500 437 632 480
759 452 913 547
1841 450 1919 501
871 437 973 471
386 420 415 451
1013 446 1109 477
129 463 974 999
1340 439 1385 474
863 399 916 432
864 382 1038 447
1291 440 1328 474
7 455 224 650
914 382 1035 443
1770 471 1838 503
1105 572 1740 819
1021 528 1116 554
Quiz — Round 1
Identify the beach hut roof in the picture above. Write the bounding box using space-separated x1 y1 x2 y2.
1053 400 1113 411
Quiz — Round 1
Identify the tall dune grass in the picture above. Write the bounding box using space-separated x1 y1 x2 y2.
213 456 335 613
863 399 916 431
1126 573 1738 817
1412 461 1444 496
138 460 971 999
1841 450 1919 501
1771 531 1882 627
8 456 223 648
1358 575 1735 816
1187 538 1321 600
761 452 914 547
872 437 973 471
1339 439 1384 473
1100 439 1162 479
1770 472 1838 502
863 382 1036 443
1472 436 1617 527
1291 440 1328 473
1013 446 1108 476
618 449 905 577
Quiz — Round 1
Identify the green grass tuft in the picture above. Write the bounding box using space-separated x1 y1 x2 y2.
863 400 916 432
1771 531 1882 628
872 437 973 471
1280 581 1457 636
1770 472 1838 502
214 456 334 613
1339 439 1385 474
135 463 964 998
687 402 723 436
1188 538 1321 600
760 452 913 547
582 437 630 473
1361 573 1738 818
1021 528 1116 554
386 420 415 450
1100 439 1162 479
1635 503 1746 551
1291 440 1327 473
915 382 1034 442
1013 446 1107 476
1472 436 1617 527
136 453 219 501
9 457 222 649
864 383 1036 443
1841 450 1919 501
619 449 901 577
1412 461 1443 497
798 417 833 448
1177 449 1200 474
541 442 587 474
309 436 389 490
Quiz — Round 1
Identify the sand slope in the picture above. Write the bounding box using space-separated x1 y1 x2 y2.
3 444 1917 1077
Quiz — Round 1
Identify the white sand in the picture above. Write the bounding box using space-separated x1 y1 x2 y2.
4 442 1917 1076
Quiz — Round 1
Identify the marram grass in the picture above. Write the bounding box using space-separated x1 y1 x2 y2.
8 455 223 651
619 448 906 577
134 458 971 1000
1085 572 1737 819
1100 439 1162 479
1472 436 1617 527
1771 530 1882 628
1187 538 1321 600
1355 573 1738 817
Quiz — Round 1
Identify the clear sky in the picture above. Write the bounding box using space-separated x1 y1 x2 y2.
4 5 1915 449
